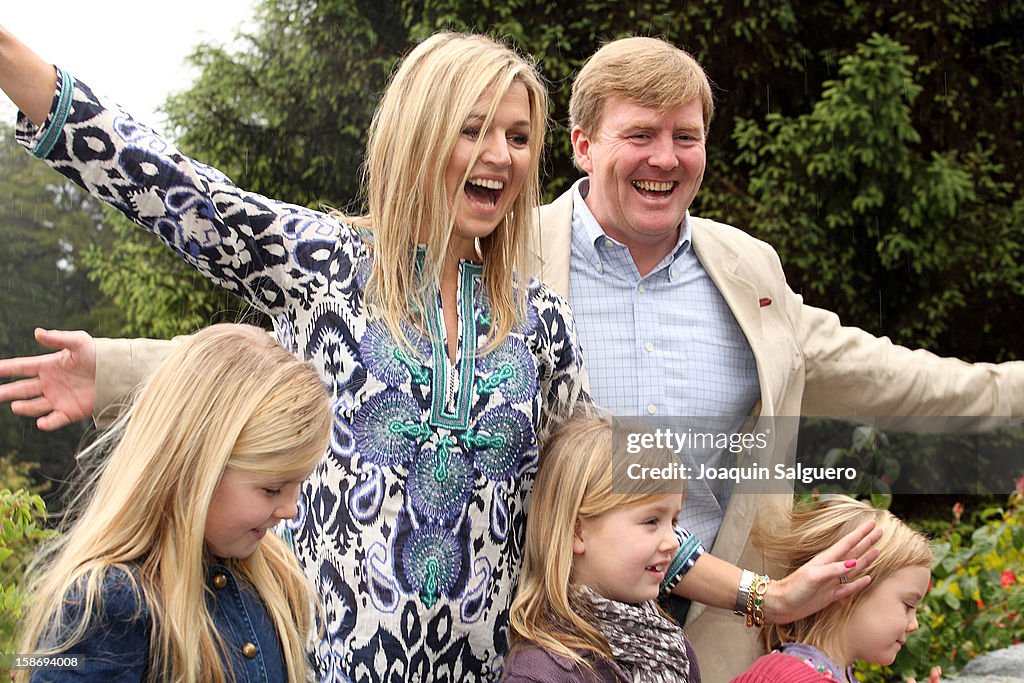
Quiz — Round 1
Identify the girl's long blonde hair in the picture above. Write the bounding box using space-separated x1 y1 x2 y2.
509 409 684 669
757 496 934 660
344 32 547 354
17 324 332 683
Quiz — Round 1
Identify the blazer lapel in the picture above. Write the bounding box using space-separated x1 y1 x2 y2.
692 220 763 357
530 187 575 299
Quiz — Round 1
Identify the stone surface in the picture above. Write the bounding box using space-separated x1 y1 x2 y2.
950 644 1024 682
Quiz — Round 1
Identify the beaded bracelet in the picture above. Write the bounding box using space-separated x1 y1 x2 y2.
744 574 771 628
659 533 705 594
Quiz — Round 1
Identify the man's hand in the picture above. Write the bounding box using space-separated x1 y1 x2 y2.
0 328 96 430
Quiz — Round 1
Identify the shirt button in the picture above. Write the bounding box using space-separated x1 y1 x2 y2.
638 283 647 294
594 261 603 273
644 342 654 353
647 404 657 415
212 574 228 589
242 643 258 659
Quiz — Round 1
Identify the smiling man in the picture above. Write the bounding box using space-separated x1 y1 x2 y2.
525 37 1024 681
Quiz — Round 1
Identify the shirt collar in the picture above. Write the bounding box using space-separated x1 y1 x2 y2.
571 177 693 269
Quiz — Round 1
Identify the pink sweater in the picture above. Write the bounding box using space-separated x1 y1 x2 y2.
731 652 848 683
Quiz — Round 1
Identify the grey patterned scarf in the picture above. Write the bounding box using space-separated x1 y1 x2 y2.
576 585 691 683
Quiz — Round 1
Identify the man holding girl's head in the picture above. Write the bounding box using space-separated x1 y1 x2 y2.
732 497 939 683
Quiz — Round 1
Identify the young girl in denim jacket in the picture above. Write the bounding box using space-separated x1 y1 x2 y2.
16 324 331 682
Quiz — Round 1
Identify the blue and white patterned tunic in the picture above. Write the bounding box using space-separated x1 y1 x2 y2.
18 71 585 682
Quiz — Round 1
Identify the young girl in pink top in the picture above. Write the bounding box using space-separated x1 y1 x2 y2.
731 496 942 683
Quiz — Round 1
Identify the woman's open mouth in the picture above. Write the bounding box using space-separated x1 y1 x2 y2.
465 177 505 207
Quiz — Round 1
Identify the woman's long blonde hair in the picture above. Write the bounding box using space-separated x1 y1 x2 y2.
17 324 332 683
344 31 548 354
510 409 685 669
757 496 934 660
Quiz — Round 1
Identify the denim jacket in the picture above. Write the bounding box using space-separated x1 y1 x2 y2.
32 564 288 682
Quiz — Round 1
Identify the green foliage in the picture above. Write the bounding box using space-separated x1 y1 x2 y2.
0 459 56 651
0 123 125 488
917 491 1024 674
732 32 1023 359
162 0 400 210
860 490 1024 681
0 124 124 351
801 417 1024 502
815 424 896 508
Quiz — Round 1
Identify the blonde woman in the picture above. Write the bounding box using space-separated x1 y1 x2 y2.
0 26 584 680
16 323 331 682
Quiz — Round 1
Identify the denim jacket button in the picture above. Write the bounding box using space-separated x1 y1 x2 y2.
242 642 258 659
212 574 228 589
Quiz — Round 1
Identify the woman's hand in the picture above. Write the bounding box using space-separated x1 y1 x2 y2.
0 328 96 430
764 519 882 624
670 519 882 621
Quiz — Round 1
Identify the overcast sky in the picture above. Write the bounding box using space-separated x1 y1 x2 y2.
1 1 256 135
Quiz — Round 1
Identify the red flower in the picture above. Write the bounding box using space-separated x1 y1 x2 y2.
1002 570 1015 588
977 598 985 608
952 502 964 521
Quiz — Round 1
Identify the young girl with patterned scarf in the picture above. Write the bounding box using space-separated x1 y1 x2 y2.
505 411 699 682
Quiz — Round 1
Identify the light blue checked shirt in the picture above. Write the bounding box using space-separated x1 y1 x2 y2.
568 180 760 548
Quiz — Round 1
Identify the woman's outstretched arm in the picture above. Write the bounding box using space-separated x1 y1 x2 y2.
0 24 57 125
